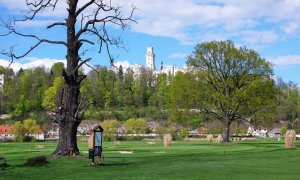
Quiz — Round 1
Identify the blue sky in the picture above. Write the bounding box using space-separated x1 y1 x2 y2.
0 0 300 84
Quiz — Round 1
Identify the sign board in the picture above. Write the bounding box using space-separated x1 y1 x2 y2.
95 131 102 147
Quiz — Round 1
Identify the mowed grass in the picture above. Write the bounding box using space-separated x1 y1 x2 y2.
1 139 300 180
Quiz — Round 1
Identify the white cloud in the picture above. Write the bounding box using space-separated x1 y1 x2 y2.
0 57 92 74
282 22 300 34
1 0 300 46
126 0 300 44
114 60 130 69
270 55 300 66
0 57 65 72
238 30 278 44
16 20 57 27
169 53 188 59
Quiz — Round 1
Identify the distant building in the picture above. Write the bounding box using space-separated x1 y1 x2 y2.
0 74 4 93
130 64 144 80
129 47 186 78
0 125 14 141
0 125 44 141
145 47 156 71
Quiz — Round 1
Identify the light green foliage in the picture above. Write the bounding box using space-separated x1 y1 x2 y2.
23 119 40 135
280 126 288 135
124 118 148 134
100 119 120 141
11 119 41 142
10 68 49 118
42 77 63 110
51 62 64 77
11 121 25 138
104 91 112 109
187 40 275 142
234 128 247 136
275 78 300 128
180 128 189 138
169 72 203 126
149 73 169 108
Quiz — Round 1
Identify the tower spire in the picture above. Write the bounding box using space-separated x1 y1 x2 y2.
145 46 155 71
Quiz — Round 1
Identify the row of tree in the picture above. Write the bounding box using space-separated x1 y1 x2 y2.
1 41 300 143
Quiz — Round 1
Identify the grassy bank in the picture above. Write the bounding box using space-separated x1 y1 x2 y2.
1 139 300 180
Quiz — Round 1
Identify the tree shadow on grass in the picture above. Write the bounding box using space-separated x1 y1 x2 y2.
100 162 134 166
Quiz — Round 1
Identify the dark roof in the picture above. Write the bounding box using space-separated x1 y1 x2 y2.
92 125 104 132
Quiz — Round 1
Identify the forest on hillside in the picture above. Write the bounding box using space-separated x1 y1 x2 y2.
1 60 300 133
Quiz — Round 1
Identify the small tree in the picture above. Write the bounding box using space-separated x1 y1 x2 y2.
42 77 63 111
11 119 41 142
23 119 40 135
125 118 148 136
180 128 189 139
100 120 120 141
11 121 25 142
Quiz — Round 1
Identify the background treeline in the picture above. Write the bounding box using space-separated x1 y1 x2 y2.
0 63 300 130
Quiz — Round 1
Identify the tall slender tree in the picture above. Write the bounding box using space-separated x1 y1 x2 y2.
0 0 136 156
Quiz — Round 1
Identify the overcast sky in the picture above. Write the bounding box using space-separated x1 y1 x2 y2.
1 0 300 84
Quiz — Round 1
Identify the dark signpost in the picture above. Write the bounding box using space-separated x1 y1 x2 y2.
89 125 104 165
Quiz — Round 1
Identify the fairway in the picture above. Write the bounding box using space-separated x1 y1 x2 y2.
1 139 300 180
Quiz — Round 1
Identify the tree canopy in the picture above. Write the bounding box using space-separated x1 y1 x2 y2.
187 40 276 142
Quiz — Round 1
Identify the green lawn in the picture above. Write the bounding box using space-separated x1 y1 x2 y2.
1 139 300 180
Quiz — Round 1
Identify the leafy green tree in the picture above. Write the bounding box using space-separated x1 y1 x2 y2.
100 120 120 141
187 40 275 143
125 118 148 135
11 121 25 141
23 119 40 135
51 62 65 77
10 68 48 118
42 77 63 111
169 72 202 127
104 91 112 110
180 128 189 139
149 73 169 108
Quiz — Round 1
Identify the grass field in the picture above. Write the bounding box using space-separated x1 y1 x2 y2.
1 139 300 180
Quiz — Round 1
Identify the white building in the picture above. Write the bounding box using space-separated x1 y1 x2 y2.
145 47 155 71
129 47 185 78
130 64 144 80
0 74 4 93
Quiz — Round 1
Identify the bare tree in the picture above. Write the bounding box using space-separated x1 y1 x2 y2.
0 0 136 156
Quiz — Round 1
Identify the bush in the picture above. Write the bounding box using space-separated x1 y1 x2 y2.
281 126 288 135
26 156 48 166
180 128 189 139
234 128 247 136
124 118 148 140
209 126 222 134
100 120 120 141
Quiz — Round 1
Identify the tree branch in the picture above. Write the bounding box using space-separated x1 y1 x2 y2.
72 58 92 75
16 0 59 22
75 0 95 17
47 22 66 29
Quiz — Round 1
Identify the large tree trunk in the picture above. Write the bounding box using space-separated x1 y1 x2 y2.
52 0 83 156
52 120 80 156
222 119 231 143
52 79 82 156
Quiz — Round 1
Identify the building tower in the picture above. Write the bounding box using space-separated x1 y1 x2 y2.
145 47 155 71
0 74 4 93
